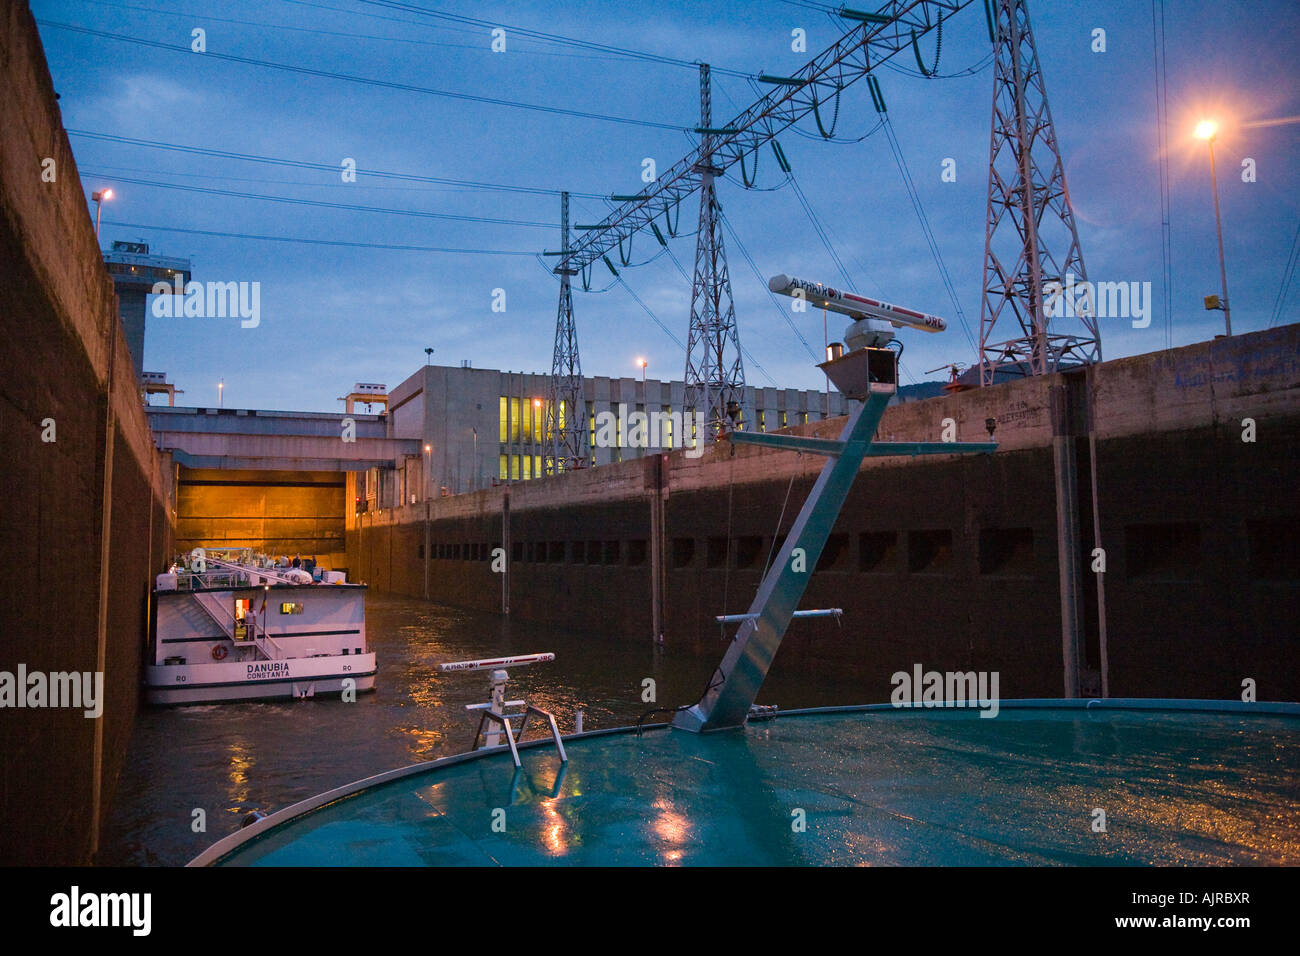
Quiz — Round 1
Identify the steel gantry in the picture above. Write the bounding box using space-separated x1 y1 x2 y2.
552 2 973 275
978 0 1101 384
545 2 974 435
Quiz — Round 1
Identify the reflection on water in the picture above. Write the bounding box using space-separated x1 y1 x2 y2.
99 593 866 866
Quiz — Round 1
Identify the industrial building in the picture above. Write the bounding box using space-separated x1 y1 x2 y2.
384 363 849 499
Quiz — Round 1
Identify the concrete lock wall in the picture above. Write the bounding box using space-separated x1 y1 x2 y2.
0 2 176 865
348 325 1300 704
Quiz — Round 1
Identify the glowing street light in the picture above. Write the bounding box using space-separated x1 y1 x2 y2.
423 443 432 500
636 357 647 386
1194 119 1232 336
217 378 224 409
91 188 114 240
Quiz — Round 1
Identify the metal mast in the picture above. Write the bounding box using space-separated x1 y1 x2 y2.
979 0 1100 385
546 191 587 472
684 64 745 438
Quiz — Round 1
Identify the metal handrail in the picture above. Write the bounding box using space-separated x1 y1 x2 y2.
472 705 568 769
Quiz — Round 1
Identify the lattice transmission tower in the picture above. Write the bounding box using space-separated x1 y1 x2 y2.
546 191 587 473
683 64 746 439
979 0 1101 385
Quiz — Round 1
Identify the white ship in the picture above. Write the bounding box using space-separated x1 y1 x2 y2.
145 548 376 705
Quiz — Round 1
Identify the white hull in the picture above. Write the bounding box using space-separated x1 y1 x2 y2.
145 653 377 705
150 560 373 706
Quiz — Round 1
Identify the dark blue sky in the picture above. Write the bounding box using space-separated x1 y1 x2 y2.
34 0 1300 411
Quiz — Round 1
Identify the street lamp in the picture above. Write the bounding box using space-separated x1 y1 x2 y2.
636 357 647 386
1194 119 1232 336
424 347 434 365
91 188 114 240
217 378 224 408
423 443 432 500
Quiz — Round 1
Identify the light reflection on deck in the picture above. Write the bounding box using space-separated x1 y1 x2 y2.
206 707 1300 867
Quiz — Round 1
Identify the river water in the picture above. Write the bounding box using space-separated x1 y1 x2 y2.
99 593 867 866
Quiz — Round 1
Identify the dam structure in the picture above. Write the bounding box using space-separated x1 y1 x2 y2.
348 325 1300 705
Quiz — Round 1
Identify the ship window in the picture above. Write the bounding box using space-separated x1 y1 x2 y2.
280 602 304 614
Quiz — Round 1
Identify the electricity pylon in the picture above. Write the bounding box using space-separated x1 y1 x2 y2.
979 0 1100 385
684 64 746 439
546 191 587 472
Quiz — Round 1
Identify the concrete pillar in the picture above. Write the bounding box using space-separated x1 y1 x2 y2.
649 454 667 644
501 486 510 615
1050 383 1084 697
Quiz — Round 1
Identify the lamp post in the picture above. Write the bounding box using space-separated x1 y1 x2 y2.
217 378 223 409
91 188 113 240
1194 120 1232 336
637 357 647 386
424 443 432 500
424 347 434 365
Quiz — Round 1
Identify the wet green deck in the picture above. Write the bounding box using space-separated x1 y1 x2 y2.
202 705 1300 866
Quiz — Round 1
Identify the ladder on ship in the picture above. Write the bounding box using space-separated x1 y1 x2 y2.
191 589 285 662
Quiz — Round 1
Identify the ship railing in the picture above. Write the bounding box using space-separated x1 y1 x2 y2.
251 626 287 662
192 590 238 641
204 556 306 587
175 569 248 591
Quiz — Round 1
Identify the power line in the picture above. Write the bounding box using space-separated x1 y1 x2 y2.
68 129 605 198
878 115 979 354
98 219 535 254
37 20 688 132
82 172 557 228
717 215 819 362
1268 222 1300 328
352 0 755 78
67 0 634 63
615 277 687 351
